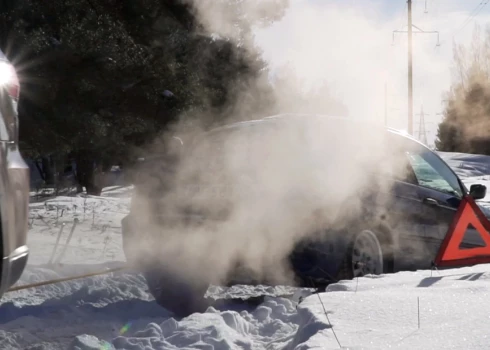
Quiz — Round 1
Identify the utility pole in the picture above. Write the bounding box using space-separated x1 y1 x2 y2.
417 105 428 145
392 1 440 136
408 0 413 135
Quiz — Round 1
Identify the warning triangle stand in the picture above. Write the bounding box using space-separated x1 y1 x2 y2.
434 195 490 268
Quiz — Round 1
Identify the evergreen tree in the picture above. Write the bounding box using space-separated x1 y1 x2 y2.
0 0 287 194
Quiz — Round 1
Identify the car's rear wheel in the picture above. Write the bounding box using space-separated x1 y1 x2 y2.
337 227 394 280
123 218 211 317
143 268 210 318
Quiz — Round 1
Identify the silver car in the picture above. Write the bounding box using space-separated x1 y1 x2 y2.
0 50 30 298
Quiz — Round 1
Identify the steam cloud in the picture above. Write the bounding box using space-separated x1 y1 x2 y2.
124 0 435 292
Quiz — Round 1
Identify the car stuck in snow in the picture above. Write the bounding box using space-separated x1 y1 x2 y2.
0 50 30 300
121 114 489 316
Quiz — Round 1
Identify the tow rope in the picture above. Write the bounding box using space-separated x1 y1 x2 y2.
6 266 127 293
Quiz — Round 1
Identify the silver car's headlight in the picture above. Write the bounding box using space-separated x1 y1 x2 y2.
0 60 19 142
0 61 19 100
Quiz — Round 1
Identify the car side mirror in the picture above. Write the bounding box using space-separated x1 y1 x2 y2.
470 184 487 200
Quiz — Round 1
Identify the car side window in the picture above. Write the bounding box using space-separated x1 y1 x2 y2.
387 150 419 185
405 149 463 198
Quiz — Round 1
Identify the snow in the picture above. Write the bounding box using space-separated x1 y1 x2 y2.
438 152 490 202
1 151 490 349
1 186 311 350
27 192 129 266
297 266 490 349
438 151 490 215
110 297 300 350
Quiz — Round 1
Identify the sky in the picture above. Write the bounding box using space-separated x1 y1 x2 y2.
254 0 490 147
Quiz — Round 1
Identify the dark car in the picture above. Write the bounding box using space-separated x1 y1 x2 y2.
122 114 486 316
0 50 30 299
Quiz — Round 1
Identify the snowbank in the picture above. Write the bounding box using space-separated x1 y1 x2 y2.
296 264 490 349
0 270 170 350
2 266 306 349
110 296 300 350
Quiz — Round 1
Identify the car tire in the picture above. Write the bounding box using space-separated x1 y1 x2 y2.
143 268 210 318
337 226 394 280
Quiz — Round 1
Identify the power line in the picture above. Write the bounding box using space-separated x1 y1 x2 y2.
453 0 489 38
435 0 489 50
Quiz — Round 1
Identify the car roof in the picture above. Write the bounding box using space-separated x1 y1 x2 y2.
207 113 429 150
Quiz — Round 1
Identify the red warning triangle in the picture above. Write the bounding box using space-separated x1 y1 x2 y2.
435 195 490 267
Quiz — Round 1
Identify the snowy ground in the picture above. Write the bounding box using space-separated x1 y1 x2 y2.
27 187 131 266
1 152 490 349
297 265 490 349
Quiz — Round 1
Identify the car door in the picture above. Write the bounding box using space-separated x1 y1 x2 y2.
388 178 438 271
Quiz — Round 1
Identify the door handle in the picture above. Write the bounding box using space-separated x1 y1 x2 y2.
423 197 439 206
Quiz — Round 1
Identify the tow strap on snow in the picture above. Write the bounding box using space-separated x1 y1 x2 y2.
6 266 127 293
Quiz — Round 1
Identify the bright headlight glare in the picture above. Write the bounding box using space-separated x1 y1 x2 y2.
0 61 14 86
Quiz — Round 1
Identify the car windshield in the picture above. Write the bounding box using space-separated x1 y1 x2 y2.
406 148 464 198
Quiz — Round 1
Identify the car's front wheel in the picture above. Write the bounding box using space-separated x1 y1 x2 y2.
351 229 384 276
338 227 394 280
